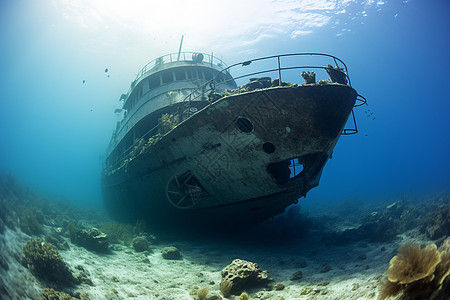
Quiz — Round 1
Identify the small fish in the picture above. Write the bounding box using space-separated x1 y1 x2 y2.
83 80 85 84
105 68 108 73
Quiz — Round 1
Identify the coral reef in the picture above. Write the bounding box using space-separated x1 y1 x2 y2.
46 231 70 251
221 259 270 296
41 288 78 300
22 238 75 287
132 236 149 252
69 225 109 252
421 201 450 240
325 201 419 245
161 246 182 260
19 207 44 236
378 238 450 300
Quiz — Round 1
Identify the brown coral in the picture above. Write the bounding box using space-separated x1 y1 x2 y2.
379 239 450 300
220 280 233 298
221 259 270 296
387 243 441 284
41 288 78 300
22 238 75 286
378 280 402 300
435 250 450 286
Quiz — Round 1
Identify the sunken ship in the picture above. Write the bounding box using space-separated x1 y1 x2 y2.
102 51 365 228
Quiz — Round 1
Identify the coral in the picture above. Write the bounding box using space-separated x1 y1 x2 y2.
387 243 440 284
238 292 249 300
41 288 78 300
221 259 270 296
273 283 285 290
19 207 44 236
435 251 450 285
301 71 316 84
378 239 450 300
161 246 182 260
289 271 303 281
378 280 402 300
239 77 272 91
326 201 419 245
220 280 233 298
22 238 75 286
46 233 70 251
159 113 179 135
69 226 109 252
132 236 149 252
325 64 348 84
421 203 450 239
197 286 209 300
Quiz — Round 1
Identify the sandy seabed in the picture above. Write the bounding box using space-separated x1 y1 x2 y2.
0 215 434 299
1 178 449 300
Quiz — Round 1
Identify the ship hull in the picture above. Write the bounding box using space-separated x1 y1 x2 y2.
102 83 357 229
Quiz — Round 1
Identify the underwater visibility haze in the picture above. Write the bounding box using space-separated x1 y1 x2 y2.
0 0 449 208
1 1 450 298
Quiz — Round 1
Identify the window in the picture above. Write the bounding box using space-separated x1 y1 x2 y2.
142 78 150 94
175 68 186 80
162 70 174 83
188 68 203 80
204 70 213 80
149 74 160 89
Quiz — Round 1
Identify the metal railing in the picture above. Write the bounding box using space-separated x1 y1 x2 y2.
121 52 228 100
183 52 366 134
106 53 367 171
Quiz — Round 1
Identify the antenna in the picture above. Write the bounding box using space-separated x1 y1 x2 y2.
177 35 184 61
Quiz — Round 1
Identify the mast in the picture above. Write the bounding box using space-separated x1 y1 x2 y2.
177 35 184 61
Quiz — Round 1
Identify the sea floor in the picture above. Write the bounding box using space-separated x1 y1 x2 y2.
0 177 449 300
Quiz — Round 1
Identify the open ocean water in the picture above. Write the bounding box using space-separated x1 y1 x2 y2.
1 1 449 299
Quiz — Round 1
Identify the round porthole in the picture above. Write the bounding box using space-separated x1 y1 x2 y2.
235 117 254 133
262 142 275 154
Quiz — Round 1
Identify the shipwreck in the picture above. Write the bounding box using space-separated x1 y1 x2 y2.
101 51 366 229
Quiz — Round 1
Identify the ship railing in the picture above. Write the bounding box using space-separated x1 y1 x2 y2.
122 52 228 97
183 52 367 135
105 53 368 171
105 120 166 172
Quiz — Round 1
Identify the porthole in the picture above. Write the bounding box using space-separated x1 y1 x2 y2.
262 142 275 154
235 117 254 133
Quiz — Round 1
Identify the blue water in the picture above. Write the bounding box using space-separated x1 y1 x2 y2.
0 0 449 210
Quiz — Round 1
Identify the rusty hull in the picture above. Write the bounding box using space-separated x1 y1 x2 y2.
102 83 357 228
